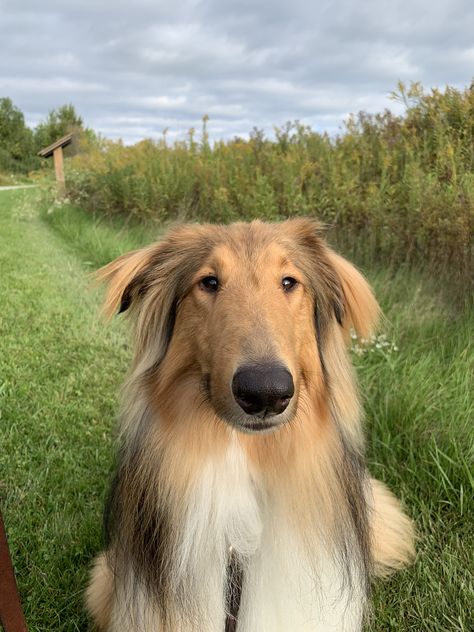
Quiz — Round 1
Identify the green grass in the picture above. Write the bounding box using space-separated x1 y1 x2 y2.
40 197 155 269
0 190 472 630
0 172 34 186
356 274 474 630
0 190 129 631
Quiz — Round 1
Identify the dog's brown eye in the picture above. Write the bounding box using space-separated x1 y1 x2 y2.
200 275 219 292
282 277 298 292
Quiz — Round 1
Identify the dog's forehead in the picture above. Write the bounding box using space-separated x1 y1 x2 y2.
208 221 292 263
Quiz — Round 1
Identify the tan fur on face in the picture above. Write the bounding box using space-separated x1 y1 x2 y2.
185 237 319 431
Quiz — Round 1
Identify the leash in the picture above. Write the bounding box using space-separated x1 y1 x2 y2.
0 512 28 632
225 547 243 632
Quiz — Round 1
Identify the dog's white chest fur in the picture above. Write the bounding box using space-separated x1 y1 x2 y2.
178 437 364 632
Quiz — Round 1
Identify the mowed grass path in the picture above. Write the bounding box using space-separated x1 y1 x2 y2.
1 190 473 630
0 189 129 630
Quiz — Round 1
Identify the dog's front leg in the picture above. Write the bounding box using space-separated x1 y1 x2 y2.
87 552 167 631
87 551 228 631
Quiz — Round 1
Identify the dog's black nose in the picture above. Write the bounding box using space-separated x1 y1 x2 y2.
232 364 294 417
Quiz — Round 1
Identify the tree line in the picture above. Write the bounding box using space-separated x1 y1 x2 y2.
0 97 87 174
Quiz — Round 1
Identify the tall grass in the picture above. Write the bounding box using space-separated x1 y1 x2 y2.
65 82 474 287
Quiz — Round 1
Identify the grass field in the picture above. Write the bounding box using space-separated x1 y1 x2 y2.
0 189 473 630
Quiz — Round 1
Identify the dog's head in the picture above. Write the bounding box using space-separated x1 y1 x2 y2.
97 219 379 434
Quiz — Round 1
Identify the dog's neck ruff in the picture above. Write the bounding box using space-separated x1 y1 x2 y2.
173 438 366 632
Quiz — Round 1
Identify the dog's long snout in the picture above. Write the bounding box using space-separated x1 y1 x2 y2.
232 364 294 418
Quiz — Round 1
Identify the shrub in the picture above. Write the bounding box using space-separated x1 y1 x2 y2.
64 82 474 287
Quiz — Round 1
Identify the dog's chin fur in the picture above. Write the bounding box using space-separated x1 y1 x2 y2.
86 219 415 632
232 418 287 434
211 396 297 435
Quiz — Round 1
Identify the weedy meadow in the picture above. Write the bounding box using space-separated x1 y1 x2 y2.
63 82 473 289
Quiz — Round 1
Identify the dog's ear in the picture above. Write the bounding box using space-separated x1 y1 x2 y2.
95 225 215 316
284 218 380 340
94 225 216 365
94 244 159 319
324 249 380 339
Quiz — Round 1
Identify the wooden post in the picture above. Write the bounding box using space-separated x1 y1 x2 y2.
38 133 73 194
53 146 65 193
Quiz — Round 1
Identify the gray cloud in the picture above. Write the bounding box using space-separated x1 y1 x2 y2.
0 0 472 143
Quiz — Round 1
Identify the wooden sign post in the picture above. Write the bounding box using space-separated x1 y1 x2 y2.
53 146 65 186
38 132 73 194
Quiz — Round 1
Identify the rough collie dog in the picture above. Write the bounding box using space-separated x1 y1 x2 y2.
86 219 414 631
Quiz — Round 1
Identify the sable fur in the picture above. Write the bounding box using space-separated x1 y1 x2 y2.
86 219 415 631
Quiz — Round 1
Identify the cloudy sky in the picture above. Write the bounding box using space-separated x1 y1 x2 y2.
1 0 473 143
